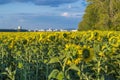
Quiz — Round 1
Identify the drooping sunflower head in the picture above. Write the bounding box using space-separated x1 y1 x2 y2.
82 48 90 58
81 46 95 63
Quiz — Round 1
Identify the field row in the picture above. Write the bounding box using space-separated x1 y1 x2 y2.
0 31 120 80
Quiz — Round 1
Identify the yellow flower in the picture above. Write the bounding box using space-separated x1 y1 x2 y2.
88 32 94 40
102 46 106 50
97 36 101 41
65 44 70 50
74 58 82 65
107 32 114 38
109 36 119 47
66 60 72 65
99 52 105 57
65 44 81 51
83 45 87 48
78 50 82 54
9 40 14 49
39 34 43 41
65 44 82 65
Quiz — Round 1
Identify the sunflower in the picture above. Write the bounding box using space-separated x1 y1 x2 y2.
93 31 101 41
66 60 72 65
65 44 80 52
84 31 93 41
109 36 119 47
9 40 15 49
112 47 117 54
74 58 82 65
65 44 82 65
107 32 114 38
98 51 105 57
81 46 95 63
88 31 94 40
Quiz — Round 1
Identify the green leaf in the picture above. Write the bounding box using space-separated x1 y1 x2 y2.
48 57 59 64
69 64 80 72
48 69 59 80
18 62 23 69
1 72 7 75
57 71 64 80
116 76 120 79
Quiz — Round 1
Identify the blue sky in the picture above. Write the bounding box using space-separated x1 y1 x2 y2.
0 0 87 30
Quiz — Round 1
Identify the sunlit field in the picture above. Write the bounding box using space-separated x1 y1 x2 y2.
0 31 120 80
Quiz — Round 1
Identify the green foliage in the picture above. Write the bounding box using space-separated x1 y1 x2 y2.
2 66 16 80
78 0 120 31
48 69 59 80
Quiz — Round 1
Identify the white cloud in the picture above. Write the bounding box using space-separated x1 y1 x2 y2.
61 12 69 17
61 12 84 17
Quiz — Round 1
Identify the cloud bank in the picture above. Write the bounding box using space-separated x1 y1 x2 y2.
0 0 79 6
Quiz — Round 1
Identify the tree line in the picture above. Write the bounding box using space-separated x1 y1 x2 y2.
78 0 120 31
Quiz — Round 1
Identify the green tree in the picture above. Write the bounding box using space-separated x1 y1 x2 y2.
78 0 120 31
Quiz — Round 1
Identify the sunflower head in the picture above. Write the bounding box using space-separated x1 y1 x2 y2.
82 48 90 59
109 36 119 47
64 44 82 65
81 47 94 63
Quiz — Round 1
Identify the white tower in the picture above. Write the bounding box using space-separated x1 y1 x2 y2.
18 26 22 30
17 26 22 31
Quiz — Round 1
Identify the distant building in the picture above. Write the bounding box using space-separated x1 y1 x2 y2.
71 29 77 32
38 29 45 32
60 29 67 32
53 29 58 32
46 28 52 32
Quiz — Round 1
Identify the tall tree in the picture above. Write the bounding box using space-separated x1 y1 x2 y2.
78 0 120 31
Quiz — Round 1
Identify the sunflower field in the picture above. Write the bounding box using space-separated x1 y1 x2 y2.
0 31 120 80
